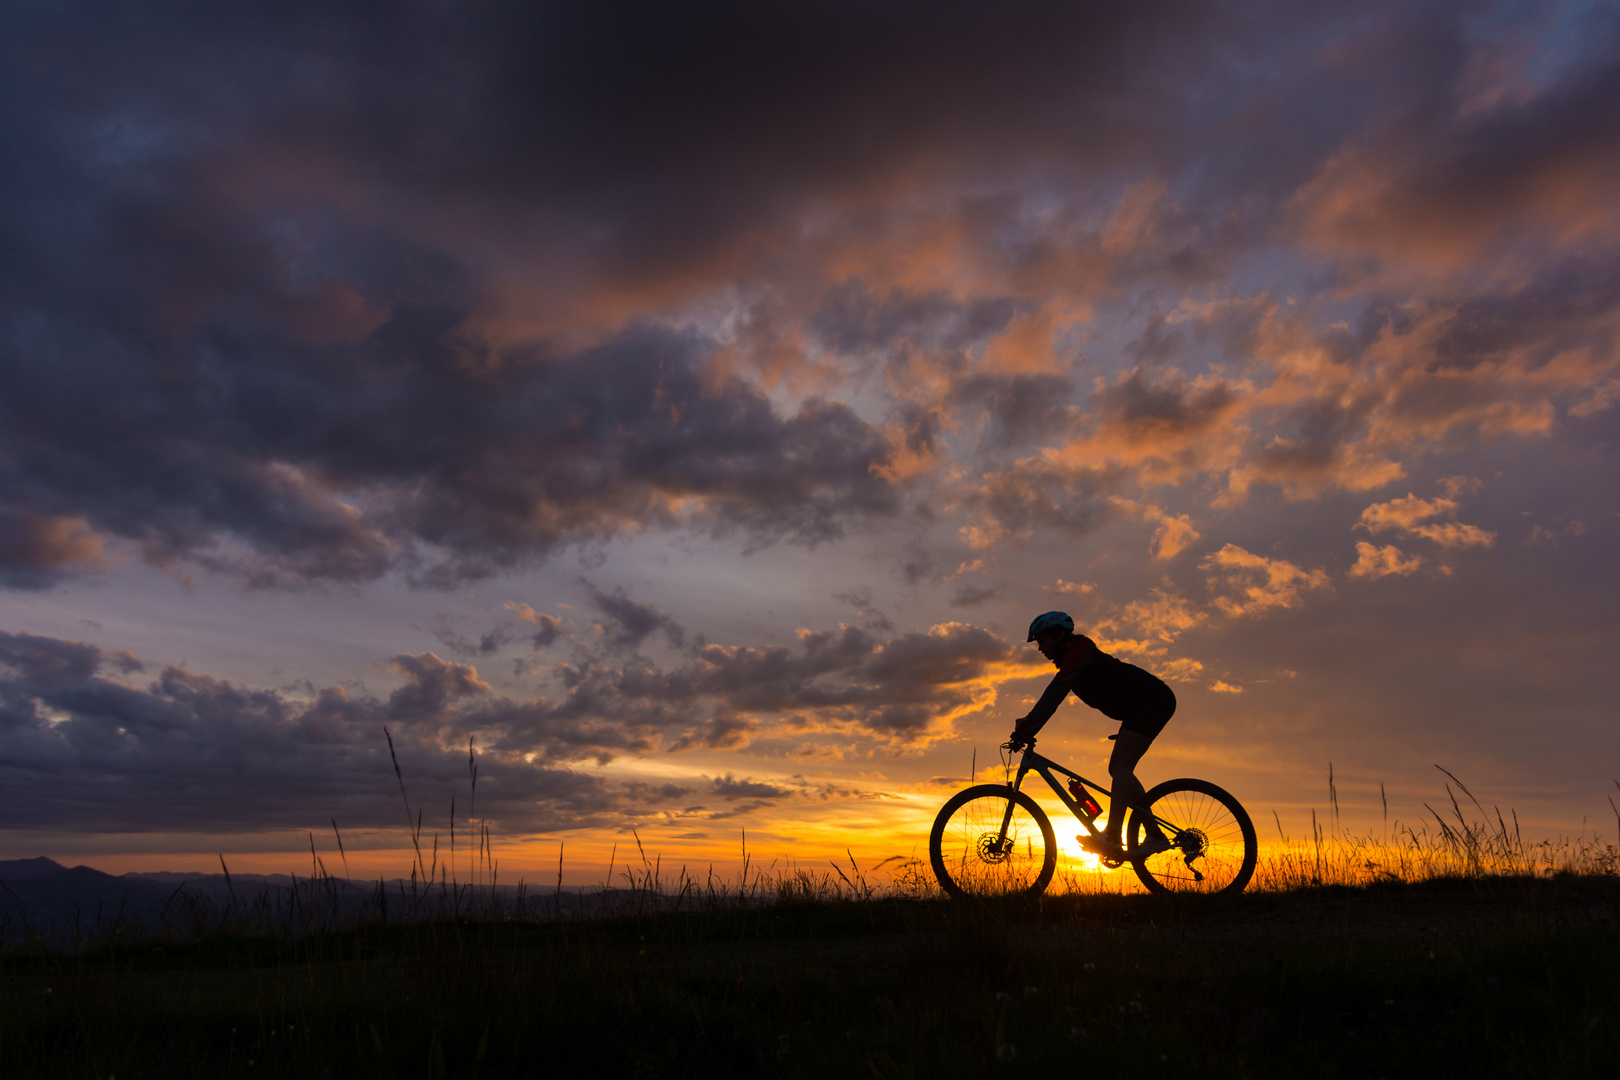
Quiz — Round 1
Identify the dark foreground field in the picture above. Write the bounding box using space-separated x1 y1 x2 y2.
3 875 1616 1079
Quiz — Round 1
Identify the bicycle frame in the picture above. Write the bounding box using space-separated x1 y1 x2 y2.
995 742 1171 850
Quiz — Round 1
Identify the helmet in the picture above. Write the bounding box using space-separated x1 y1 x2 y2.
1027 610 1075 642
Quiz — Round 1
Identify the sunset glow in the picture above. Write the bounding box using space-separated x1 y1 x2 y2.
2 1 1617 887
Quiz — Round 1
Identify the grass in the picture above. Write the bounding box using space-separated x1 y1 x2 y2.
2 874 1617 1078
1248 768 1620 891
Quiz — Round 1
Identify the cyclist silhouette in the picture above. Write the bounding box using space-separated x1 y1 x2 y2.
1008 611 1175 862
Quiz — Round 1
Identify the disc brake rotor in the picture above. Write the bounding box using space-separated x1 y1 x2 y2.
976 833 1011 863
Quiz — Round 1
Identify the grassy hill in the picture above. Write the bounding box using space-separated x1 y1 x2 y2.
2 873 1615 1078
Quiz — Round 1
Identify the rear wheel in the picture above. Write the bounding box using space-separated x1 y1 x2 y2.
1126 778 1256 896
930 784 1057 898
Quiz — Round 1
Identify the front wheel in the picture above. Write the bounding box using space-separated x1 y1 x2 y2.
1126 778 1257 896
930 784 1057 898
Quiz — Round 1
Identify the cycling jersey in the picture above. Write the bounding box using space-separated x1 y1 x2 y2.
1017 635 1175 740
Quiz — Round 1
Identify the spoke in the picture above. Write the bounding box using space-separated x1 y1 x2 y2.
1131 784 1253 895
934 791 1052 897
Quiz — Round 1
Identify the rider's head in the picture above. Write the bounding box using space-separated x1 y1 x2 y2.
1026 610 1075 663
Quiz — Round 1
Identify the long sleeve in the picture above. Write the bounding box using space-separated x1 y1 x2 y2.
1015 641 1100 737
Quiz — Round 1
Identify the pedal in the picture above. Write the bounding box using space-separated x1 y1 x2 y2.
1077 834 1126 866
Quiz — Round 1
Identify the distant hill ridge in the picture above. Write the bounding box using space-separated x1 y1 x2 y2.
0 857 75 881
1 857 305 888
0 856 373 939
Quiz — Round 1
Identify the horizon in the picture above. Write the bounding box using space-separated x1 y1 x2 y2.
3 1 1618 883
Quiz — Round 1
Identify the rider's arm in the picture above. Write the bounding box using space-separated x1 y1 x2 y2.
1012 640 1101 741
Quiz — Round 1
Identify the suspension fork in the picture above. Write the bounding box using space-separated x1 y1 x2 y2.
994 760 1034 849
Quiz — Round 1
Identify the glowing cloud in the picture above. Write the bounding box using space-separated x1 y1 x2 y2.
1359 494 1496 548
1201 545 1332 619
1349 541 1425 580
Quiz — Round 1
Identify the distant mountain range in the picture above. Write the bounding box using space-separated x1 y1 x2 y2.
1 857 597 942
0 857 355 935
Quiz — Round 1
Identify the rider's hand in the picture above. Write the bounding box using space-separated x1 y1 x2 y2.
1005 730 1029 752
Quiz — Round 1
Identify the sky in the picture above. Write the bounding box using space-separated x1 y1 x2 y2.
2 0 1617 882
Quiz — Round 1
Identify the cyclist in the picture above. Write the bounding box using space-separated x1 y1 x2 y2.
1007 610 1175 861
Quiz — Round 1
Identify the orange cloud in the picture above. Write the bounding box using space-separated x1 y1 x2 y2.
1044 578 1096 598
2 514 106 576
1348 541 1424 579
1201 544 1332 618
1358 493 1495 549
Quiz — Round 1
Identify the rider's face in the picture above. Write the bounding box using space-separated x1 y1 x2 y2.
1034 628 1067 662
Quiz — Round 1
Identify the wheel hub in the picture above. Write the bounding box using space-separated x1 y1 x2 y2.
1177 827 1208 860
976 833 1012 863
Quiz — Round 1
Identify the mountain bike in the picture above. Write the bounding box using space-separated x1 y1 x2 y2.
929 737 1257 897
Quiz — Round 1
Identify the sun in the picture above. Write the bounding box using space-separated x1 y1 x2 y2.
1046 802 1113 872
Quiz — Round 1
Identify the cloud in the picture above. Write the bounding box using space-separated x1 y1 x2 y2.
2 314 903 589
949 584 998 608
0 631 612 834
1349 541 1425 580
0 615 1014 833
1148 512 1201 560
1358 493 1495 548
505 603 564 649
1296 39 1620 272
1091 586 1205 659
1200 544 1332 618
1110 497 1201 560
710 774 790 800
1090 367 1237 445
5 1 1618 594
958 458 1119 548
432 619 523 658
387 653 492 715
0 513 107 589
587 584 686 652
947 371 1077 450
629 621 1019 745
1156 658 1206 684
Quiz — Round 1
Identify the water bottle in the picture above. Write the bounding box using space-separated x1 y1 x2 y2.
1068 778 1102 821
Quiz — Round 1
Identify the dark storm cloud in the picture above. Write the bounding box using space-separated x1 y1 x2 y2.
587 584 686 652
5 0 1619 590
0 631 610 833
20 0 1173 586
0 314 898 585
532 620 1013 745
3 0 1325 596
0 615 1011 832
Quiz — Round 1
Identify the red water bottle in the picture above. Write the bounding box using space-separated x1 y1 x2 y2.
1069 778 1102 820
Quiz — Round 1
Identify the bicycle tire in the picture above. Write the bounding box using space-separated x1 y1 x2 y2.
930 783 1057 899
1126 778 1256 896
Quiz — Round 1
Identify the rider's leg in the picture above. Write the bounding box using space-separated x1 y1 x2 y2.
1105 728 1153 846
